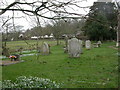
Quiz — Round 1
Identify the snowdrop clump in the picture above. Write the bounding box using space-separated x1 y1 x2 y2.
2 76 60 88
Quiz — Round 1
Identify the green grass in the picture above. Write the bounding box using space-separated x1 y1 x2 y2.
2 40 118 88
4 40 65 50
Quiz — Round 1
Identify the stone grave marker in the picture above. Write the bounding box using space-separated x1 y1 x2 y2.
93 43 99 48
41 42 50 55
85 40 91 50
68 38 81 57
79 40 83 54
97 41 102 47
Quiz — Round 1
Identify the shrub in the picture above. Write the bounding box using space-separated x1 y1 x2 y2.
2 76 60 88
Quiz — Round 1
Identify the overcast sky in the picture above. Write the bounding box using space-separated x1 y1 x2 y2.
1 0 118 31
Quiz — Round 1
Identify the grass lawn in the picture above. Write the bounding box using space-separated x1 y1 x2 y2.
2 40 118 88
4 40 65 50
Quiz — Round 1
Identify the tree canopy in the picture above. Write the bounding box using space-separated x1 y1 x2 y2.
83 2 117 41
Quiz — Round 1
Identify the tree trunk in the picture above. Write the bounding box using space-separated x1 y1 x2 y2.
57 38 59 45
0 33 2 56
65 36 68 48
116 10 120 47
100 37 103 42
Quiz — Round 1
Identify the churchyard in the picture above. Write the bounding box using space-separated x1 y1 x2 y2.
1 0 119 88
1 40 118 88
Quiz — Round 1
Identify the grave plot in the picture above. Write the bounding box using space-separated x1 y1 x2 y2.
1 55 24 66
0 60 24 66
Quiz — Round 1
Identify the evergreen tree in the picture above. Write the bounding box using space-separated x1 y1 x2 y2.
83 2 117 41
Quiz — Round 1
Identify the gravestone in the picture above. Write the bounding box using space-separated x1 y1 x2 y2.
97 41 102 47
116 42 119 47
79 40 83 54
85 40 91 50
64 36 69 53
93 43 99 48
41 42 50 55
68 38 81 57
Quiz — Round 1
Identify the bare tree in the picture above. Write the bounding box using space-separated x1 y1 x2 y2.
0 0 89 49
1 0 118 47
0 0 88 19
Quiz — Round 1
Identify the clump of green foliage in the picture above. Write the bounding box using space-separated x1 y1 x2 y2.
2 76 60 88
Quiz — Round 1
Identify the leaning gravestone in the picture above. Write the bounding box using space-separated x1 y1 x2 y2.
85 40 91 50
68 38 81 57
41 42 50 55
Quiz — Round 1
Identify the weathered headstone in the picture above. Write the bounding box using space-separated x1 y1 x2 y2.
97 41 102 47
85 40 91 50
68 38 81 57
93 43 99 48
64 36 69 53
41 42 50 55
79 40 83 54
116 42 119 47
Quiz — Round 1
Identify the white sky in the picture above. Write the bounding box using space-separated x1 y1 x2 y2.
1 0 117 31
